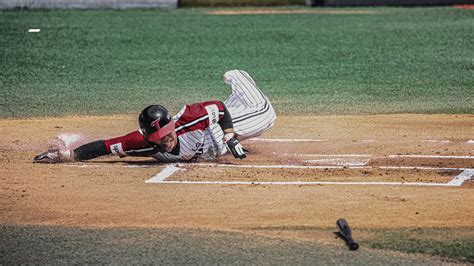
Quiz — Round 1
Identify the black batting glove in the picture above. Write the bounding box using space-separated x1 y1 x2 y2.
224 133 247 159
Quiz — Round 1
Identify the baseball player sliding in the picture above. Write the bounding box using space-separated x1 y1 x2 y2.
34 70 276 163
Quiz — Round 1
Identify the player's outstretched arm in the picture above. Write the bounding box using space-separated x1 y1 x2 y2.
33 140 110 163
33 130 156 163
73 140 110 160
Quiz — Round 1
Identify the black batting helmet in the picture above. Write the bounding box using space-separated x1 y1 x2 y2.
139 105 175 142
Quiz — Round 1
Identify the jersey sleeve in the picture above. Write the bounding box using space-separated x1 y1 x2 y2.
104 130 158 157
174 100 228 135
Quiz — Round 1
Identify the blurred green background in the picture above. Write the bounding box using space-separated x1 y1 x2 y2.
179 0 305 7
1 7 473 117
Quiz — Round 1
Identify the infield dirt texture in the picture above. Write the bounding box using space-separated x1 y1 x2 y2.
1 6 473 264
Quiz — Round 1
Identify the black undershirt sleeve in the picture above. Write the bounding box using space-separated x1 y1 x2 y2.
73 140 109 161
218 103 234 131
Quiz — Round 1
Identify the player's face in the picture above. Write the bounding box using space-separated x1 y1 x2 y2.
153 131 177 152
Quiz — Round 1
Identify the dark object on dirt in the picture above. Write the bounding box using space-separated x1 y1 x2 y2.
336 218 359 251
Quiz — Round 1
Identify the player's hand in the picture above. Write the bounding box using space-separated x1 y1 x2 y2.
224 133 247 159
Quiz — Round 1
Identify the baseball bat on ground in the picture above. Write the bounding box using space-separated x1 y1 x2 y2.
336 218 359 250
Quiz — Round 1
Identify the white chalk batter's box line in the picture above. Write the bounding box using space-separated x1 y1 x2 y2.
144 163 474 187
292 154 474 166
250 138 474 144
283 153 474 158
61 163 473 187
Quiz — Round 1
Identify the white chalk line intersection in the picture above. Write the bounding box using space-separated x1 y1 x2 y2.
447 169 474 186
145 165 182 183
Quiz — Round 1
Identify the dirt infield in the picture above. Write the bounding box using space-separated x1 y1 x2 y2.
1 114 473 249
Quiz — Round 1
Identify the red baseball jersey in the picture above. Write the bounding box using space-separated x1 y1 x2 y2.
104 100 228 162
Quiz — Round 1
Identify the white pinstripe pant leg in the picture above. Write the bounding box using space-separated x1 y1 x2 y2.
223 70 276 141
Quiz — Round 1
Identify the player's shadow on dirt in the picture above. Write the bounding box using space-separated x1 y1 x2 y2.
334 232 357 251
84 157 233 166
86 159 166 166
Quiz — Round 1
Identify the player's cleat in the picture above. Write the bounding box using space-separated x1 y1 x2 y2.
33 149 72 163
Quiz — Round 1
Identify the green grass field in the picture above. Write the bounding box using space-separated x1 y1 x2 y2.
179 0 305 7
366 227 474 263
1 7 473 117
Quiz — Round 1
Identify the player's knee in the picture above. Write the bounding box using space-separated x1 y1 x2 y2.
223 70 239 84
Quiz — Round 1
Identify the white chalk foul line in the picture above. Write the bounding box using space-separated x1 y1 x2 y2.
63 164 160 168
284 154 473 159
63 164 105 168
290 154 373 157
179 163 365 169
388 155 474 159
155 180 455 187
249 138 326 142
303 159 370 166
422 140 451 143
378 166 466 171
245 138 474 145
